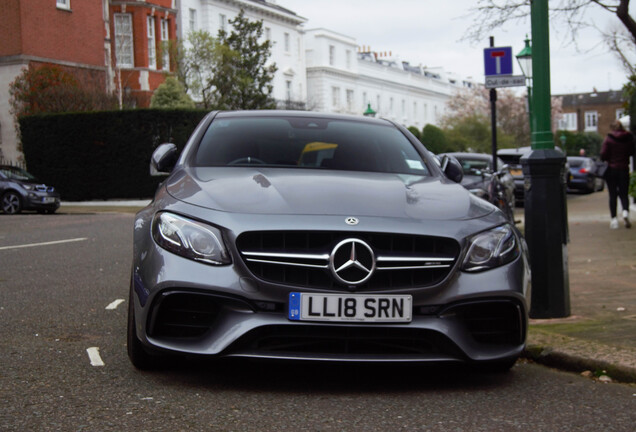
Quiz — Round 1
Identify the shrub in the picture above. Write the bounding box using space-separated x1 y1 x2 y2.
20 109 208 200
421 124 448 153
407 126 421 140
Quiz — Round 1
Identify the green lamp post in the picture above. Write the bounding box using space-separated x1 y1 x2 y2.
516 37 533 134
521 0 570 318
363 103 376 117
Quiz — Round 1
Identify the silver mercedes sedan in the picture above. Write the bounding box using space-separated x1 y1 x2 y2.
128 111 530 371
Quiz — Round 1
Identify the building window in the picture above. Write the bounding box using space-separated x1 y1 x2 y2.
147 16 157 70
346 89 354 111
284 33 290 53
362 92 367 108
585 111 598 131
331 86 340 108
286 80 292 100
160 19 170 70
346 50 351 69
616 108 626 119
401 99 406 117
114 14 134 67
376 95 381 112
189 8 197 32
219 14 226 32
265 27 271 41
56 0 70 10
413 102 417 118
558 112 577 131
329 45 335 66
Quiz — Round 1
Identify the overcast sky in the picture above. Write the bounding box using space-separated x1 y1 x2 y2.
278 0 633 95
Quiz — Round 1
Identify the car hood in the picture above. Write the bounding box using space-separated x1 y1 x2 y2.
165 167 494 220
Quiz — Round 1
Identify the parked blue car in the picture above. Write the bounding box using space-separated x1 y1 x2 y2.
566 156 604 193
0 165 60 214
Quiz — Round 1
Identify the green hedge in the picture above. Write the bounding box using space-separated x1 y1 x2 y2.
20 109 208 201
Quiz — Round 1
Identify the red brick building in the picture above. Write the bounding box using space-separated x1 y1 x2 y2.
0 0 178 163
555 90 626 138
109 0 177 107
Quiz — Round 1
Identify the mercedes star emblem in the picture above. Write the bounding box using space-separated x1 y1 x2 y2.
329 238 376 286
345 217 359 225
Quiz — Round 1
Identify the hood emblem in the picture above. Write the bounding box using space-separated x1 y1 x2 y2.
345 217 359 226
329 239 376 286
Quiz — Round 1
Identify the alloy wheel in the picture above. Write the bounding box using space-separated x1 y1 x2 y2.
2 192 22 214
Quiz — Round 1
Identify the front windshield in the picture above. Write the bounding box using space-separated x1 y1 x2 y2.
0 166 37 181
193 116 431 176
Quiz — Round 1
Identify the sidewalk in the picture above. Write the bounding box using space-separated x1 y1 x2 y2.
60 193 636 382
520 191 636 383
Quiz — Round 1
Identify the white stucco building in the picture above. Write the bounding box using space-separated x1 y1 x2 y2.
177 1 472 128
177 0 308 108
304 28 471 128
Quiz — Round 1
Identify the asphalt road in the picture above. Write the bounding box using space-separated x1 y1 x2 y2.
1 211 635 432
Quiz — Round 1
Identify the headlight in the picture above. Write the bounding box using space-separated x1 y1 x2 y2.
462 224 519 272
22 184 34 191
152 212 231 265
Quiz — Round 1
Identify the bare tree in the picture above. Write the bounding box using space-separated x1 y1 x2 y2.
463 0 636 72
442 86 563 148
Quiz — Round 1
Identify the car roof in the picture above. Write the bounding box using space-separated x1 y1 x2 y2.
498 146 565 155
442 152 493 160
497 146 531 155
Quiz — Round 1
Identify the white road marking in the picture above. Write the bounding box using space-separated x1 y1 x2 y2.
0 237 87 251
105 299 125 310
87 347 105 367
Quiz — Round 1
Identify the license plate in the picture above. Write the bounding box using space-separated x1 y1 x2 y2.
42 197 56 203
288 292 412 322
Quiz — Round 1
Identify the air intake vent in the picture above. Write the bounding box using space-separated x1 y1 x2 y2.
449 300 525 346
148 293 221 339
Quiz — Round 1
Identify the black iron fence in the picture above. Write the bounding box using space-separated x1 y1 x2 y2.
0 157 26 170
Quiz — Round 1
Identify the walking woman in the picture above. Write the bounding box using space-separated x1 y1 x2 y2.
601 120 635 229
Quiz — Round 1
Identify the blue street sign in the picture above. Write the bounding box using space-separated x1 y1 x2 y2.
484 47 513 76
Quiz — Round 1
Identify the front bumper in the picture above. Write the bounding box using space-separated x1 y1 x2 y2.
23 191 60 211
131 242 530 364
138 288 527 363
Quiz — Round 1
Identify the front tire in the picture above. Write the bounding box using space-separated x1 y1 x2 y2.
2 191 22 214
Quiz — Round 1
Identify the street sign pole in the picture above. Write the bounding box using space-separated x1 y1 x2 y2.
489 37 498 172
484 42 525 173
522 0 570 318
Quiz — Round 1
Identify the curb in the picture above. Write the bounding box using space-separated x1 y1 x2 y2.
522 331 636 383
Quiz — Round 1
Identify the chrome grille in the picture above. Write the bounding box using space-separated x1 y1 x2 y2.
236 231 459 290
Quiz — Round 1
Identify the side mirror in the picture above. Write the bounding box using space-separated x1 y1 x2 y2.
440 155 463 183
150 143 178 176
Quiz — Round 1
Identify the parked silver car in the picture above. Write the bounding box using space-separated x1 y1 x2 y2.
498 146 571 205
441 152 515 223
129 111 530 371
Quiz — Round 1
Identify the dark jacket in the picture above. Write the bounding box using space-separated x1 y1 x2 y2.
600 130 635 170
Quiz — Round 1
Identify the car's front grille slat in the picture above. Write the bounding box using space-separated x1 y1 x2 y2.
236 231 459 291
